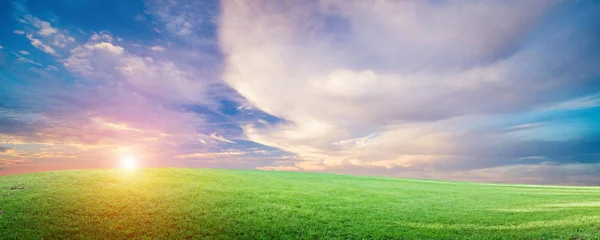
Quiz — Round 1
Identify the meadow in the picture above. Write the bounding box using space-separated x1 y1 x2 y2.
1 168 599 239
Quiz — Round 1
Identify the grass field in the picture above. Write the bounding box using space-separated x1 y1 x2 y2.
1 168 600 239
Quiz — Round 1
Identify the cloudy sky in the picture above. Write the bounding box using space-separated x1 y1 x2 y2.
0 0 599 185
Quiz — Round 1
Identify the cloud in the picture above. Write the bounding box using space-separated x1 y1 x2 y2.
150 45 165 52
0 81 205 168
175 150 246 159
18 50 30 55
65 35 206 103
2 0 599 184
2 18 213 173
17 15 76 55
221 0 578 126
22 15 58 36
1 2 254 175
145 0 218 42
65 40 124 76
85 42 125 54
90 32 113 42
210 133 236 144
16 56 41 66
220 0 600 178
544 93 600 110
26 34 57 55
50 33 75 47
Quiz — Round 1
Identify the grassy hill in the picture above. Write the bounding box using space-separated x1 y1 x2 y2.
1 168 599 239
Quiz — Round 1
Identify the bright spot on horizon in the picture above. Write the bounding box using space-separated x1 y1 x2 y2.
121 155 137 170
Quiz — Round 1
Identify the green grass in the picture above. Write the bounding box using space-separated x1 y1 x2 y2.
1 168 600 239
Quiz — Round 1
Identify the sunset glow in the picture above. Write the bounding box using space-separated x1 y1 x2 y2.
0 0 598 185
121 156 137 170
2 1 600 239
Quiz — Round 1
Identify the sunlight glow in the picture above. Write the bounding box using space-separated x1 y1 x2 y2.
121 155 137 170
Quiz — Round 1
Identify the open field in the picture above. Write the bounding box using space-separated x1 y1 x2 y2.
1 168 600 239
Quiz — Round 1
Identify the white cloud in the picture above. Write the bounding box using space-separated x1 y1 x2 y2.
117 55 205 103
26 34 56 55
543 93 600 110
17 15 76 53
22 15 58 36
220 0 599 174
46 65 58 71
65 41 124 76
65 33 205 104
39 26 58 36
51 33 75 47
209 133 236 144
0 45 3 49
253 149 272 155
16 56 41 66
145 0 218 40
221 0 562 126
85 42 124 55
90 32 113 42
148 1 194 36
150 45 165 52
236 105 254 111
169 19 193 36
175 150 246 159
18 50 30 55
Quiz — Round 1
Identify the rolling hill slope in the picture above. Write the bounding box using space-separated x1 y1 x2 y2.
1 168 599 239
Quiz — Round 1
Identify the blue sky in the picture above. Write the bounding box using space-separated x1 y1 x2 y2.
0 0 599 185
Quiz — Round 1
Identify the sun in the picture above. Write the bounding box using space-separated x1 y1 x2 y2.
121 155 137 170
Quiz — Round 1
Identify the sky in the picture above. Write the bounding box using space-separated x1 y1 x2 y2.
0 0 599 185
